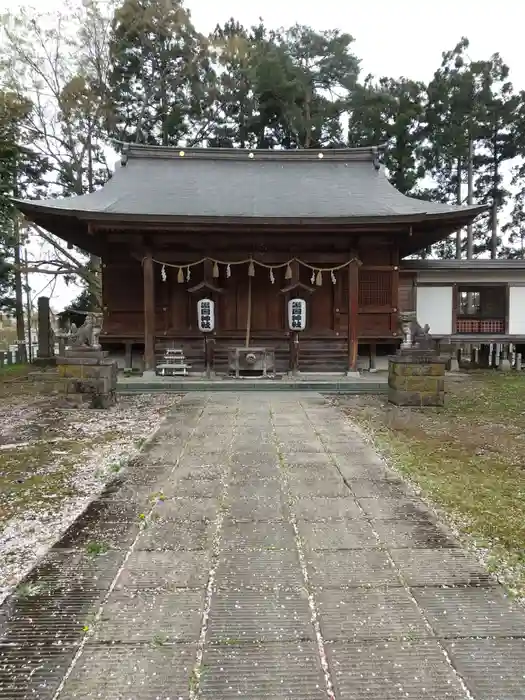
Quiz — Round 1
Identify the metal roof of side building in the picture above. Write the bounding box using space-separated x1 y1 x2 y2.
401 259 525 270
14 144 486 223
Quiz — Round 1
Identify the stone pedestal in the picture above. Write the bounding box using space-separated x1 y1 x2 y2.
33 347 118 408
388 351 447 407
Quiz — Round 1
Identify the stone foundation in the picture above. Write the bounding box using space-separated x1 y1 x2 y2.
33 347 118 408
388 351 447 407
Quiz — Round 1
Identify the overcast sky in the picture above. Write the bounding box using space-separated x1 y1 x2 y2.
4 0 525 311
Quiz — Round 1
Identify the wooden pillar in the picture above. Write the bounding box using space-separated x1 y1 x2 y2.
290 331 299 375
143 253 155 371
369 343 377 372
347 256 359 373
124 342 133 369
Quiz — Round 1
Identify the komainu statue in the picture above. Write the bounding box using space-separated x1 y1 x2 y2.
68 312 103 349
399 312 433 350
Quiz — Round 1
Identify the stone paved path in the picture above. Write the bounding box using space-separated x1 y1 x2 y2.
2 392 525 699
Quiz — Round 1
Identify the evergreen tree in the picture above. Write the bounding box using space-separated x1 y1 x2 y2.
0 92 31 313
348 76 426 194
108 0 215 146
473 54 520 258
271 25 359 148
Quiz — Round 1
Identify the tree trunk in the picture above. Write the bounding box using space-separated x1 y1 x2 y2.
87 128 101 310
12 168 26 362
456 158 462 259
13 228 26 363
491 127 499 259
466 138 474 260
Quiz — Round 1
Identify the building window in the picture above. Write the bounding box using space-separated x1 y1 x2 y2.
456 286 506 334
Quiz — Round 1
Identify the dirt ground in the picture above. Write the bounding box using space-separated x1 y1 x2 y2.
0 368 177 602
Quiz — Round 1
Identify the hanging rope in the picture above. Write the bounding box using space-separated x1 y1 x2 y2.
147 255 361 284
245 274 252 348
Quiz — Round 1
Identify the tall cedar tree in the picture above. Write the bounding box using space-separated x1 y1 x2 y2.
424 39 480 258
108 0 215 146
473 55 520 258
0 91 48 313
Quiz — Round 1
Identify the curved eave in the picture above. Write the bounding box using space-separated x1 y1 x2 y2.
14 200 103 256
14 198 487 229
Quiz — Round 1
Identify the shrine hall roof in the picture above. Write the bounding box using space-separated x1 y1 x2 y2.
14 145 486 226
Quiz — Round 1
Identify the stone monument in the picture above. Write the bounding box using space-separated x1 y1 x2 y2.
35 296 55 365
388 312 447 406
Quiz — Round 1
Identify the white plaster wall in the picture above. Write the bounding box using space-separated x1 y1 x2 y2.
416 269 525 285
509 287 525 335
416 285 453 335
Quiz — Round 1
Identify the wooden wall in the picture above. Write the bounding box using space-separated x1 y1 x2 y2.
101 237 400 343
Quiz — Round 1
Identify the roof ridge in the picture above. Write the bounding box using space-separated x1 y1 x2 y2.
117 143 384 167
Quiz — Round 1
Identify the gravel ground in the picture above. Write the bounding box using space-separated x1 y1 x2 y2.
0 391 178 604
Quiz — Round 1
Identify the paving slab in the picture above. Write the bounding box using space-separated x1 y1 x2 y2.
59 643 196 699
444 638 525 700
359 496 434 521
94 589 205 642
215 550 303 590
25 549 126 591
326 640 468 699
390 548 493 587
152 496 219 521
221 520 296 550
316 587 429 641
288 476 349 498
200 642 327 700
136 518 214 550
282 451 332 467
174 463 225 480
413 586 525 637
373 519 459 549
227 481 284 500
2 390 522 700
350 479 411 498
116 551 210 589
0 645 77 700
162 477 223 498
297 519 379 550
54 519 141 550
292 496 363 520
0 589 105 646
227 496 288 521
207 589 314 642
70 497 142 523
279 439 326 453
307 550 401 588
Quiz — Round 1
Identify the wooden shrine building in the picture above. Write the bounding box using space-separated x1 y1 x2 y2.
14 145 486 374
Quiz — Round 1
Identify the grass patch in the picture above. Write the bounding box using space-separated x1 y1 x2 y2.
0 439 90 525
0 363 30 379
86 541 109 556
333 372 525 599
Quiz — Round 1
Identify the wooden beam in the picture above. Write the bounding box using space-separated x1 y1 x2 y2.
451 284 458 335
390 264 399 334
143 252 156 371
347 255 359 373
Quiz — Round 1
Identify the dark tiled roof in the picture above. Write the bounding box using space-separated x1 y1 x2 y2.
14 145 485 222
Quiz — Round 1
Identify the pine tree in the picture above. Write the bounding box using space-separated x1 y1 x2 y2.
272 25 360 148
348 76 426 194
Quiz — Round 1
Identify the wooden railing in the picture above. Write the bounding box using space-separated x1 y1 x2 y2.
455 318 505 334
